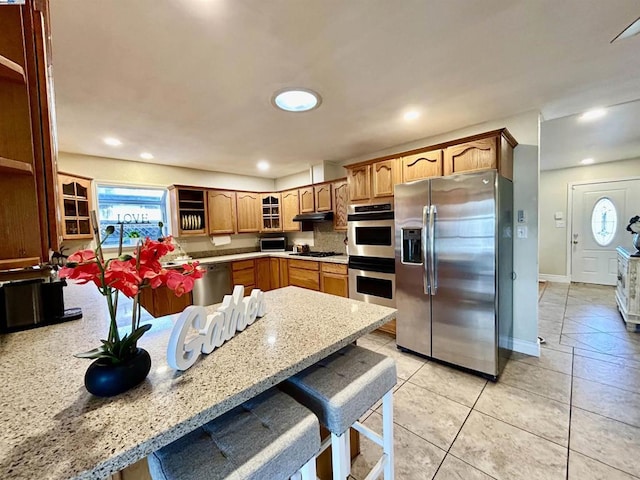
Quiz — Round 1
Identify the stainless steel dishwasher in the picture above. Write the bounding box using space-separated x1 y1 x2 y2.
192 263 232 306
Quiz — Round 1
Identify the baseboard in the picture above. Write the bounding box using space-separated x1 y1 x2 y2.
511 337 540 357
538 274 570 283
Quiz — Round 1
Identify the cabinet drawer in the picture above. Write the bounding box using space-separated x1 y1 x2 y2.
289 268 320 291
321 262 347 275
232 259 255 271
232 268 255 286
288 259 320 271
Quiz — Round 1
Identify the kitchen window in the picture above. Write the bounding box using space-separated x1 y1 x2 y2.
96 184 169 248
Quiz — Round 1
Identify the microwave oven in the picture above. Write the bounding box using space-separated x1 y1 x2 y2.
260 237 287 252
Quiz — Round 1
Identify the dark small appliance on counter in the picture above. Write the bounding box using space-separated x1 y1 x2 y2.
0 278 82 333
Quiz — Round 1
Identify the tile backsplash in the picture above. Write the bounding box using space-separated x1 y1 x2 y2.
312 222 347 254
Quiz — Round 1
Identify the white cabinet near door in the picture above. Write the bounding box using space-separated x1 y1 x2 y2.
616 247 640 331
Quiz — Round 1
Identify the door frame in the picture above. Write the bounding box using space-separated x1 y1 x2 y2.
566 175 640 281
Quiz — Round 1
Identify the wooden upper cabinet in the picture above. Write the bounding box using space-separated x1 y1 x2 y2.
207 190 237 235
170 187 208 236
314 184 332 212
332 180 348 231
235 192 260 233
299 187 315 213
444 132 515 180
372 159 399 198
401 150 443 182
281 189 301 232
57 173 93 240
260 193 281 232
444 137 497 176
347 164 371 202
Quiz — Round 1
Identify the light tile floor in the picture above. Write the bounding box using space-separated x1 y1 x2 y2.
352 282 640 480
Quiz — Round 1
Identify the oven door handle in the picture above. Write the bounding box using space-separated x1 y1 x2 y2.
422 205 430 295
429 205 437 295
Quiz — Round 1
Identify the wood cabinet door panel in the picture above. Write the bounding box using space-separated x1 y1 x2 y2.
208 190 237 235
321 262 348 275
281 189 301 232
299 187 315 213
289 259 320 271
444 137 497 175
255 257 271 291
279 258 289 286
269 257 280 289
236 192 260 233
232 268 255 288
401 150 443 182
332 180 348 231
320 272 348 298
314 184 332 212
372 159 398 198
289 267 320 291
347 165 371 202
232 259 255 271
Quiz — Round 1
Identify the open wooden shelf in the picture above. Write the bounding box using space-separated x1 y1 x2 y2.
0 156 34 175
0 54 26 84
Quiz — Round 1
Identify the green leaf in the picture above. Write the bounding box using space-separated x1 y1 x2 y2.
119 254 134 261
74 346 107 359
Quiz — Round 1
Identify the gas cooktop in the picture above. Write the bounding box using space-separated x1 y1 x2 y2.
290 251 340 258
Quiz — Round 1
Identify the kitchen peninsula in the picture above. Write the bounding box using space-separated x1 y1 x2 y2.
0 284 396 480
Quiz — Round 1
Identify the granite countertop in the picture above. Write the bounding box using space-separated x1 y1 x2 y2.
0 284 395 480
178 251 349 266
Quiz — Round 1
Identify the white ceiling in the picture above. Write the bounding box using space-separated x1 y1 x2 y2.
50 0 640 178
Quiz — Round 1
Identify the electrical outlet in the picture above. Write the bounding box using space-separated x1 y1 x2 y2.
516 225 528 239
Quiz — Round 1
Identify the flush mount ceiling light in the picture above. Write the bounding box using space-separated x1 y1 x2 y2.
140 152 154 160
403 110 420 121
578 108 606 121
272 88 321 112
581 158 595 165
257 160 270 171
611 16 640 43
103 137 122 146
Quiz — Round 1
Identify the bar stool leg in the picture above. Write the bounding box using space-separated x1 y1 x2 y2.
342 430 351 476
382 389 394 479
331 432 349 480
298 457 317 480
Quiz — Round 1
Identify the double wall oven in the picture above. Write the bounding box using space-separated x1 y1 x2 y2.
347 203 396 308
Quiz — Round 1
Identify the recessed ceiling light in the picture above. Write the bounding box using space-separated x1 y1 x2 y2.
578 109 606 121
103 137 122 146
272 88 321 112
581 158 595 165
140 152 154 160
403 111 420 121
257 160 270 171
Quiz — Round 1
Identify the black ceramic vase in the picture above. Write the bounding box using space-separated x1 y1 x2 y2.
84 348 151 397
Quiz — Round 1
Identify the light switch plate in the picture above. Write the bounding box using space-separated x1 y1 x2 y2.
554 211 564 220
517 209 527 223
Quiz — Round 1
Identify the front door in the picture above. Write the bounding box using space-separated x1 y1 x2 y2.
571 180 640 285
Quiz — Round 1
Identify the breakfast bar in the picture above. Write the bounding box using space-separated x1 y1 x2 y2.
0 284 396 480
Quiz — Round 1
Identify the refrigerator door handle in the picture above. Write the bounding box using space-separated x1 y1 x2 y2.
429 205 437 295
422 205 430 295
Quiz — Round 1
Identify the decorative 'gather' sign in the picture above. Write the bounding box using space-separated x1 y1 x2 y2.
167 285 266 371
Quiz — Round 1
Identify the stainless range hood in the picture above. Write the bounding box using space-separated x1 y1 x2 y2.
292 212 334 222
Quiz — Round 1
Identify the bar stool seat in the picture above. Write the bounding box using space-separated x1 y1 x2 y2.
282 344 397 479
148 388 320 480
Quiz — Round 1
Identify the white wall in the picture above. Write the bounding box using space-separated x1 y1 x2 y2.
58 152 275 191
539 156 640 277
339 110 541 355
275 170 311 191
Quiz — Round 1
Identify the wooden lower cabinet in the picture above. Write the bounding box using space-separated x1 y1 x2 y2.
138 286 193 318
320 263 348 298
288 259 320 291
279 258 289 287
231 259 255 294
255 257 271 291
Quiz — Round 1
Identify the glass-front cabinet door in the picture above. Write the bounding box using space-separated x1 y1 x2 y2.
260 193 281 232
57 173 93 239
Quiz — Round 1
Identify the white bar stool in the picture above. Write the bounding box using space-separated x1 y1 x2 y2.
147 388 320 480
281 344 397 480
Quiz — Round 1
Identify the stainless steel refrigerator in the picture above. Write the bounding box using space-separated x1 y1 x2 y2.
394 170 513 378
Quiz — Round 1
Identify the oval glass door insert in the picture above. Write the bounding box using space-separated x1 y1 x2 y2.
591 197 617 246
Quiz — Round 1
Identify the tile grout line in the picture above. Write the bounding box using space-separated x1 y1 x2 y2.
564 282 573 480
429 381 490 479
